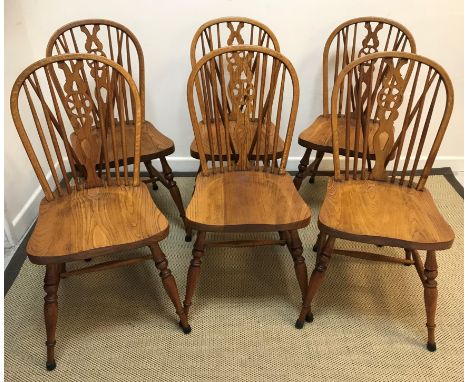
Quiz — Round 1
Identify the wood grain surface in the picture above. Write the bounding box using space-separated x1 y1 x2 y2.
27 183 169 263
298 114 380 155
190 119 284 160
71 120 174 166
186 171 311 232
318 178 454 250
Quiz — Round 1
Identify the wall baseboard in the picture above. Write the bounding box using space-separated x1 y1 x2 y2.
161 155 465 173
9 183 42 246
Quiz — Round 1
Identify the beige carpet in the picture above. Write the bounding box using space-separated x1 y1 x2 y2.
4 175 464 381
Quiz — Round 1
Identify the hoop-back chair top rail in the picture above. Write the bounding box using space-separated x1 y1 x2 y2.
190 17 280 67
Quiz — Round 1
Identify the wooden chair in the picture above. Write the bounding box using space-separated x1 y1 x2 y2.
295 52 455 352
46 19 191 240
10 54 191 371
184 45 312 320
293 17 416 189
189 17 284 164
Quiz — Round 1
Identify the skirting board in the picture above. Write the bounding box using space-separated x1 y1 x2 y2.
5 155 464 249
163 155 465 173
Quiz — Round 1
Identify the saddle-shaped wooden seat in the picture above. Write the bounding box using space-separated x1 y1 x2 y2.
318 179 454 250
298 115 380 156
27 184 169 263
187 171 310 232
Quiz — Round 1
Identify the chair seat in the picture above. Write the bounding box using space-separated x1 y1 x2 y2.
318 178 455 250
190 119 285 160
298 114 380 156
186 171 311 232
27 184 169 264
71 120 174 166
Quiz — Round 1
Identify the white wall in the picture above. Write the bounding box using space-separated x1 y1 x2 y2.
4 0 464 245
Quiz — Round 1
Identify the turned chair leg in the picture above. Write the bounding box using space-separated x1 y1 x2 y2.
411 249 426 283
308 151 325 184
286 230 313 322
313 232 325 253
183 231 206 317
149 244 191 334
144 160 159 190
424 250 438 351
404 248 412 266
158 157 191 241
293 148 312 190
296 236 336 329
313 232 326 267
44 263 61 371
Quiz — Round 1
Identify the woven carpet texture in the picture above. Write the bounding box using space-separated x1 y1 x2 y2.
4 175 464 381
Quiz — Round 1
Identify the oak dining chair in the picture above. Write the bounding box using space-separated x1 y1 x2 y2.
10 54 191 371
189 17 284 165
293 17 416 189
183 45 312 321
295 51 455 352
46 19 191 240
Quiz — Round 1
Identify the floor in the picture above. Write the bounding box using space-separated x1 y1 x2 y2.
4 247 16 271
4 229 28 270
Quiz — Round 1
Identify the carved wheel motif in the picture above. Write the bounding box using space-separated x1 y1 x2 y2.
358 22 384 57
59 60 101 186
227 51 256 170
372 58 408 180
80 25 109 104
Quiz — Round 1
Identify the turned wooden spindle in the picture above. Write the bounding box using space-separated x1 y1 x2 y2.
286 230 313 323
43 264 61 371
150 244 191 334
296 236 336 329
424 250 438 351
183 232 207 317
293 148 312 190
286 231 308 297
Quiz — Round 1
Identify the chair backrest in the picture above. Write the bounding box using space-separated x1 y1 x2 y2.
190 17 280 67
10 54 143 202
46 19 146 119
187 45 299 176
330 52 453 190
322 17 416 115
